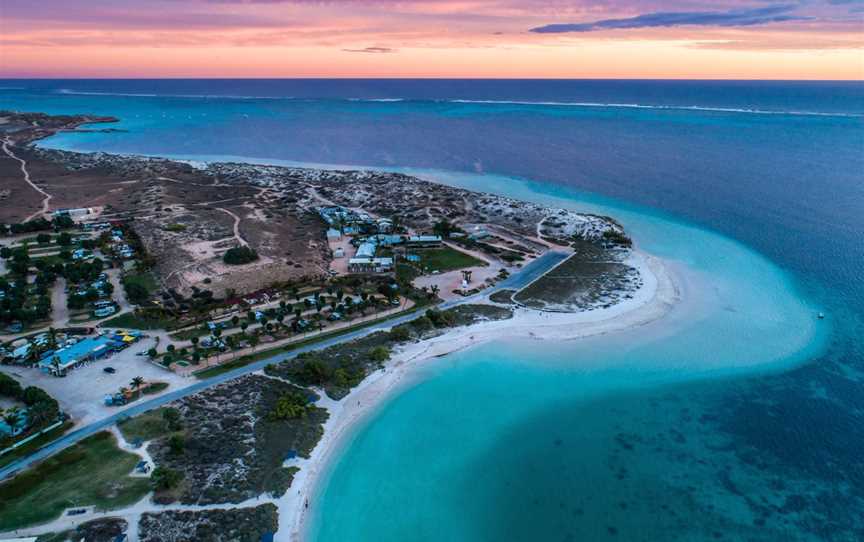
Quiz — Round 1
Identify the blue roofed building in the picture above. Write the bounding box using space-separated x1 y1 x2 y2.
38 336 124 374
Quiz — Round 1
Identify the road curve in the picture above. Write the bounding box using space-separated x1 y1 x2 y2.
0 251 567 481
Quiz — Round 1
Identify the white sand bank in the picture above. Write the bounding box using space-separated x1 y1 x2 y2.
278 249 681 541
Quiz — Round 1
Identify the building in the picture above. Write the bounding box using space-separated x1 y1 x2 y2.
406 235 443 248
368 234 405 246
38 333 139 374
377 218 394 233
326 228 342 240
355 242 377 259
53 208 93 220
348 257 394 273
333 247 345 258
94 305 117 318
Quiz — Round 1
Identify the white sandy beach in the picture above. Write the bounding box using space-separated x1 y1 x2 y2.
278 249 681 541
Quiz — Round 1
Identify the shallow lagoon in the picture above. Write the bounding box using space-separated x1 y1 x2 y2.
306 170 829 542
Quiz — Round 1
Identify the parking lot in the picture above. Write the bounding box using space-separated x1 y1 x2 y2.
0 336 192 427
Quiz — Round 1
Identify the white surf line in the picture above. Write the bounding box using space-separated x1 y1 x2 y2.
2 137 52 221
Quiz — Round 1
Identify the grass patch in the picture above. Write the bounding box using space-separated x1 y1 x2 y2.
418 246 486 273
0 431 151 531
118 408 172 442
102 312 175 330
142 382 169 395
396 263 421 283
0 421 74 469
489 289 516 304
122 272 159 293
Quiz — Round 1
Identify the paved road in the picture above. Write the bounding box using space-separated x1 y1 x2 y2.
0 251 566 481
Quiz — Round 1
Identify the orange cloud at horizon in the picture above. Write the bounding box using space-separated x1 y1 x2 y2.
3 41 862 80
1 0 862 80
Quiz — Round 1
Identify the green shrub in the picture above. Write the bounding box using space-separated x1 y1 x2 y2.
223 246 259 265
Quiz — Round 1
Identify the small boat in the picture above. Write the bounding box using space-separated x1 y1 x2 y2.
818 312 825 319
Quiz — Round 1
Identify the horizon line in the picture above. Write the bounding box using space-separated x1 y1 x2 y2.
1 76 862 82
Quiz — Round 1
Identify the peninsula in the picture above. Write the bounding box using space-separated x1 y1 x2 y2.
0 111 676 541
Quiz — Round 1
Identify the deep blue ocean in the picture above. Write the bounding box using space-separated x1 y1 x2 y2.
2 79 863 540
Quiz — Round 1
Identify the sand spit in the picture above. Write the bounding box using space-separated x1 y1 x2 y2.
279 249 680 541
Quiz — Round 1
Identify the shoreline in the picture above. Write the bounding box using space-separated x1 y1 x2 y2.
279 249 680 541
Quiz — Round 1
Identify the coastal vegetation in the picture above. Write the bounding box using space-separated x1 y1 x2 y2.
264 304 512 399
223 246 259 265
117 407 180 442
35 517 128 542
146 374 326 505
513 248 641 312
0 431 150 531
0 373 62 452
138 504 278 542
489 289 517 304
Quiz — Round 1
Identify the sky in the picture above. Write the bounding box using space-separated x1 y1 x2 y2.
0 0 862 79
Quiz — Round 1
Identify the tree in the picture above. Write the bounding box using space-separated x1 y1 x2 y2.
147 348 158 359
37 233 51 244
369 345 390 364
268 392 310 420
27 400 55 428
130 376 145 395
168 434 185 455
162 407 182 431
223 246 258 265
48 355 61 376
433 219 457 238
2 406 21 433
389 326 411 342
124 282 149 305
58 232 73 246
152 466 183 491
297 357 331 386
190 336 199 349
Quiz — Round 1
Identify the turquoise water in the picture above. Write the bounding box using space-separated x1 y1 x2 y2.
307 176 830 542
3 80 862 540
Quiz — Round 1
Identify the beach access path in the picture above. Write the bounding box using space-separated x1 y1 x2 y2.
0 250 567 481
2 136 52 222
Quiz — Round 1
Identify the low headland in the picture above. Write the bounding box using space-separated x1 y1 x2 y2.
0 111 680 541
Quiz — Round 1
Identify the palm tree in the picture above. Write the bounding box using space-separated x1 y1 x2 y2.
27 400 53 427
47 327 58 350
4 406 22 434
130 376 145 396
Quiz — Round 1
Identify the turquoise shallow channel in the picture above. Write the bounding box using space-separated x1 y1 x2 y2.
305 169 828 542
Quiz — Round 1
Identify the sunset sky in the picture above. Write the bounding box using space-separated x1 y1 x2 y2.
1 0 862 79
